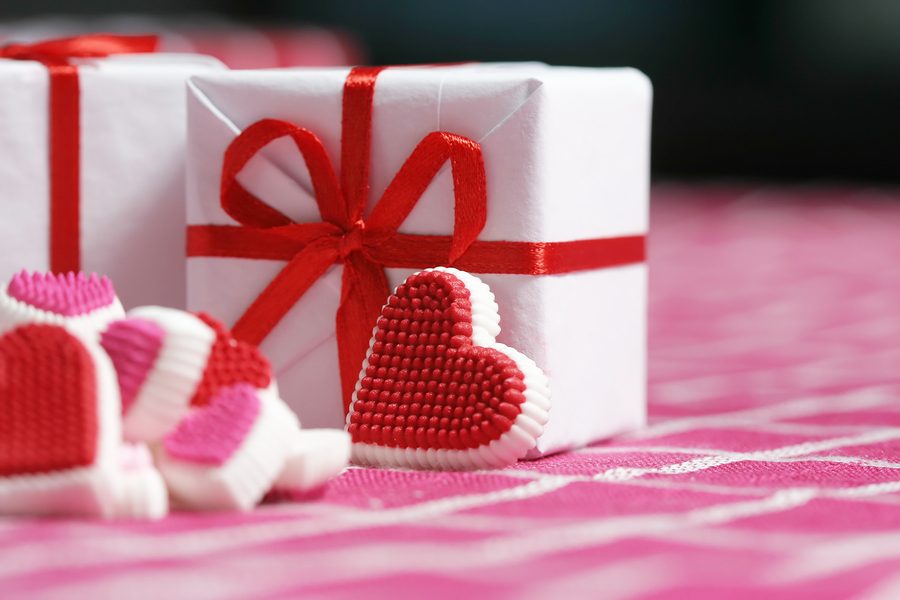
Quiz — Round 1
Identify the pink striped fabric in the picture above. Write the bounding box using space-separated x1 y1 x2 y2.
4 184 900 599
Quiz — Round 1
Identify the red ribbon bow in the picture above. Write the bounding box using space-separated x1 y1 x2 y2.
187 66 647 414
0 34 158 64
1 34 159 272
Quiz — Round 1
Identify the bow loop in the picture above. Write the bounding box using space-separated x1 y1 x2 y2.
365 131 487 264
221 118 344 229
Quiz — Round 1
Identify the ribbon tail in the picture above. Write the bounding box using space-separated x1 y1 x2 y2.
335 254 391 415
231 237 339 346
47 65 81 273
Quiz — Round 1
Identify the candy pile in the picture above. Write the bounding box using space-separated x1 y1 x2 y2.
0 271 349 519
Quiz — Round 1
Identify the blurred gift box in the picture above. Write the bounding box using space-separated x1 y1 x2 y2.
0 15 364 68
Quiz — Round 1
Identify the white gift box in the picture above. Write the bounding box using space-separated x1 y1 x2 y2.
186 64 651 456
0 52 223 309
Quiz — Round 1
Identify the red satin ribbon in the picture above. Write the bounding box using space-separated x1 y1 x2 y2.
186 66 647 414
0 34 158 272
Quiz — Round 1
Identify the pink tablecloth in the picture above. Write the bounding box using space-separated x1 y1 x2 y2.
4 184 900 599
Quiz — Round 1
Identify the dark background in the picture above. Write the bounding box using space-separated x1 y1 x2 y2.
3 0 898 181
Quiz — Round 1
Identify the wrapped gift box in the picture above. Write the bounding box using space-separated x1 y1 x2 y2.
186 64 651 455
0 44 223 308
0 18 363 68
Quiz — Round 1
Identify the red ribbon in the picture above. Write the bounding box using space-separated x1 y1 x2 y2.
0 34 159 273
187 66 646 414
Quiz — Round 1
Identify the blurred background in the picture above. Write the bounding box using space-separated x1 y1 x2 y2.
2 0 898 182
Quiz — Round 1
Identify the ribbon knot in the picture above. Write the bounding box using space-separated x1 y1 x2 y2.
338 220 366 259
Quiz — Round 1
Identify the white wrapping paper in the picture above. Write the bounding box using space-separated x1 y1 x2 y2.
0 53 223 308
186 64 651 455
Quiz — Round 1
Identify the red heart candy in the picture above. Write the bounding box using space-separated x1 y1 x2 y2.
347 268 549 470
7 270 116 316
190 313 272 407
100 317 165 415
164 383 261 465
0 325 98 475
